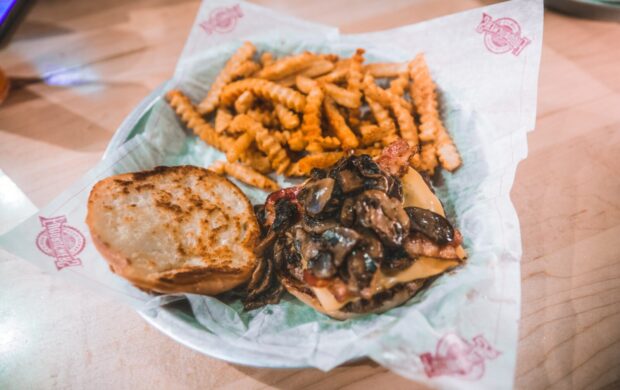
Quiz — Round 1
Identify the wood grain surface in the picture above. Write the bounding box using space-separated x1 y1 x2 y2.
1 0 619 389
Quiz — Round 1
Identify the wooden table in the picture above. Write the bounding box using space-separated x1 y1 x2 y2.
1 1 619 388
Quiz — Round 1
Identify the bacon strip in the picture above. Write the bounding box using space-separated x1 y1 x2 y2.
376 139 413 176
403 230 463 260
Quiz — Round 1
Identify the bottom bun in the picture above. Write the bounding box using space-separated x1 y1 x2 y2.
281 276 426 320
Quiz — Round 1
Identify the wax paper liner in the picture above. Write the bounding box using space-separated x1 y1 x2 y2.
0 1 543 388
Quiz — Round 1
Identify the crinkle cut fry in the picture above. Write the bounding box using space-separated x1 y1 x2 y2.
353 147 382 158
362 73 412 112
260 52 274 67
165 90 232 151
364 62 407 78
256 52 316 80
316 66 348 84
220 78 306 112
409 53 439 143
359 123 383 146
234 90 255 114
323 83 361 109
409 55 461 171
390 94 418 149
389 72 409 97
198 41 256 114
226 114 262 163
214 107 233 133
287 151 345 176
275 104 300 130
347 49 365 129
241 147 272 174
247 108 278 127
231 60 261 79
287 130 307 152
346 49 364 105
418 141 438 175
324 96 359 150
222 161 279 190
299 83 324 143
306 136 341 153
255 125 290 174
367 97 398 146
208 160 226 175
276 60 335 87
434 122 461 171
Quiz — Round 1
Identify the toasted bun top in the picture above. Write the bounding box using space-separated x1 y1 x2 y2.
86 165 259 294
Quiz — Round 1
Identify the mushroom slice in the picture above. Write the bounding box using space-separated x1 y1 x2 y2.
405 206 454 244
354 190 410 246
320 227 360 266
298 177 335 217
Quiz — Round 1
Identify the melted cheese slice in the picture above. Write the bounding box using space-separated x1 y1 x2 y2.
311 256 460 311
310 168 466 312
402 168 445 216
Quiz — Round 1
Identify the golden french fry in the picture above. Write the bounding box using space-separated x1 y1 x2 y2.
256 52 317 80
275 104 300 130
434 122 461 171
295 75 317 94
409 53 438 142
307 136 341 153
231 60 261 79
227 132 254 163
255 125 290 173
208 161 226 175
389 72 409 97
323 83 361 109
324 96 359 149
234 90 255 113
287 130 307 152
299 84 324 143
362 73 412 112
198 41 256 114
364 62 407 78
316 67 348 84
247 107 278 127
215 107 233 133
226 114 261 162
260 52 274 67
276 60 335 87
367 97 398 146
220 78 306 112
409 54 461 171
390 94 418 149
318 53 339 62
359 123 383 146
347 49 364 98
346 49 365 130
241 147 272 174
222 161 279 191
302 59 335 76
165 90 233 151
269 129 289 145
288 151 345 176
353 147 382 158
419 141 438 176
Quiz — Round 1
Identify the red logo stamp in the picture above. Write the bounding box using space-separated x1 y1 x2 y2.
420 334 500 380
476 13 530 56
36 216 85 270
199 5 243 35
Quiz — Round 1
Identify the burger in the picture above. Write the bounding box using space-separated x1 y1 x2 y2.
245 140 466 319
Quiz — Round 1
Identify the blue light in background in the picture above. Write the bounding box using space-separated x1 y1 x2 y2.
0 0 17 24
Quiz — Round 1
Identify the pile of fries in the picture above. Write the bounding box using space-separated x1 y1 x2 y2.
165 41 461 190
